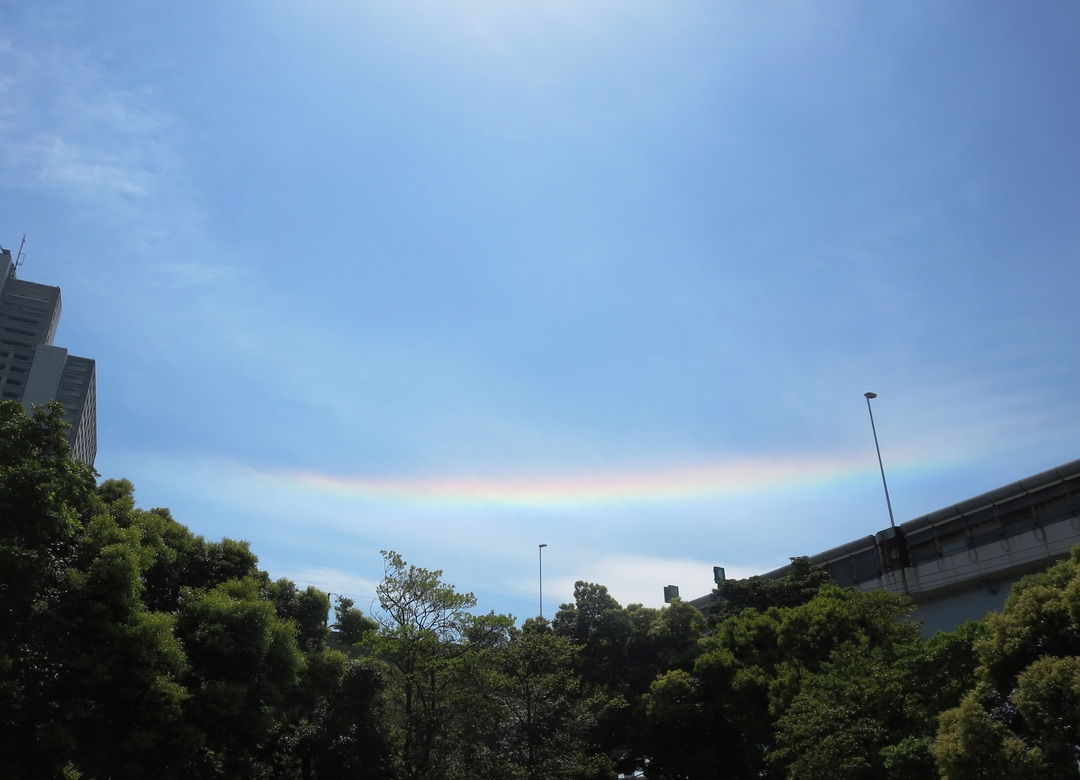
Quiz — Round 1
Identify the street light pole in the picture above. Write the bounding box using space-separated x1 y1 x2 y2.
864 392 896 529
538 544 548 618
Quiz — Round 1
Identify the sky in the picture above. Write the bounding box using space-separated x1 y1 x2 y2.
2 1 1079 622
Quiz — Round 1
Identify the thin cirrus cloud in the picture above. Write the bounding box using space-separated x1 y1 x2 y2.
281 567 381 604
0 43 173 217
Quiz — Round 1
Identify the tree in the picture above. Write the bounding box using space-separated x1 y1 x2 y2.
0 401 98 742
640 667 737 780
710 556 832 623
767 619 987 780
0 400 396 780
690 575 918 778
554 581 635 691
647 598 707 674
175 575 305 778
485 618 613 780
933 547 1080 779
553 585 718 778
305 656 394 780
268 578 332 651
43 496 194 779
333 595 378 645
0 403 193 780
367 550 514 780
771 645 909 780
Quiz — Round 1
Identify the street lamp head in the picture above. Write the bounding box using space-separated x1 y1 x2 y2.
539 543 547 548
864 392 877 399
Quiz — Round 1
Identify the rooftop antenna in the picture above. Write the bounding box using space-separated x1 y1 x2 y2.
14 235 26 270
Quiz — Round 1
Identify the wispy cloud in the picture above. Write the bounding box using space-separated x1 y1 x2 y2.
0 26 232 290
279 566 380 603
0 37 173 223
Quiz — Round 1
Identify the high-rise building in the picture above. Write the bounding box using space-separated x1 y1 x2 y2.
0 245 96 465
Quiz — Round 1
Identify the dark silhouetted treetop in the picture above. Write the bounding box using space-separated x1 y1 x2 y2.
711 556 833 621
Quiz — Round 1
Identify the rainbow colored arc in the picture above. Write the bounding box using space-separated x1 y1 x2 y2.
244 452 895 509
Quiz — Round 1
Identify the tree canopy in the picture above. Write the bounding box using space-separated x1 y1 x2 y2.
0 402 390 780
6 400 1080 779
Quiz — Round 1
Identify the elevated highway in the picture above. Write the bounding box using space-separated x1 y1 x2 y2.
691 458 1080 635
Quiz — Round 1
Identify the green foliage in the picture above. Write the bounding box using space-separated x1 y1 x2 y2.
485 618 613 780
375 549 479 641
268 578 331 650
0 401 97 549
640 668 732 780
306 657 394 779
689 569 924 778
553 582 635 689
367 550 515 780
334 594 378 644
0 402 394 779
771 645 909 780
27 402 1080 780
552 585 714 778
933 549 1080 779
0 408 206 779
710 556 833 622
648 598 707 673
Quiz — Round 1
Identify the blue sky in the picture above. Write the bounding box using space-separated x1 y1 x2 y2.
2 1 1079 620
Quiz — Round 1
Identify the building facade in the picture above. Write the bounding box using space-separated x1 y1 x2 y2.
0 246 96 465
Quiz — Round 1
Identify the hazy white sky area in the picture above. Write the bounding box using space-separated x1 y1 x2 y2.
3 1 1079 620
